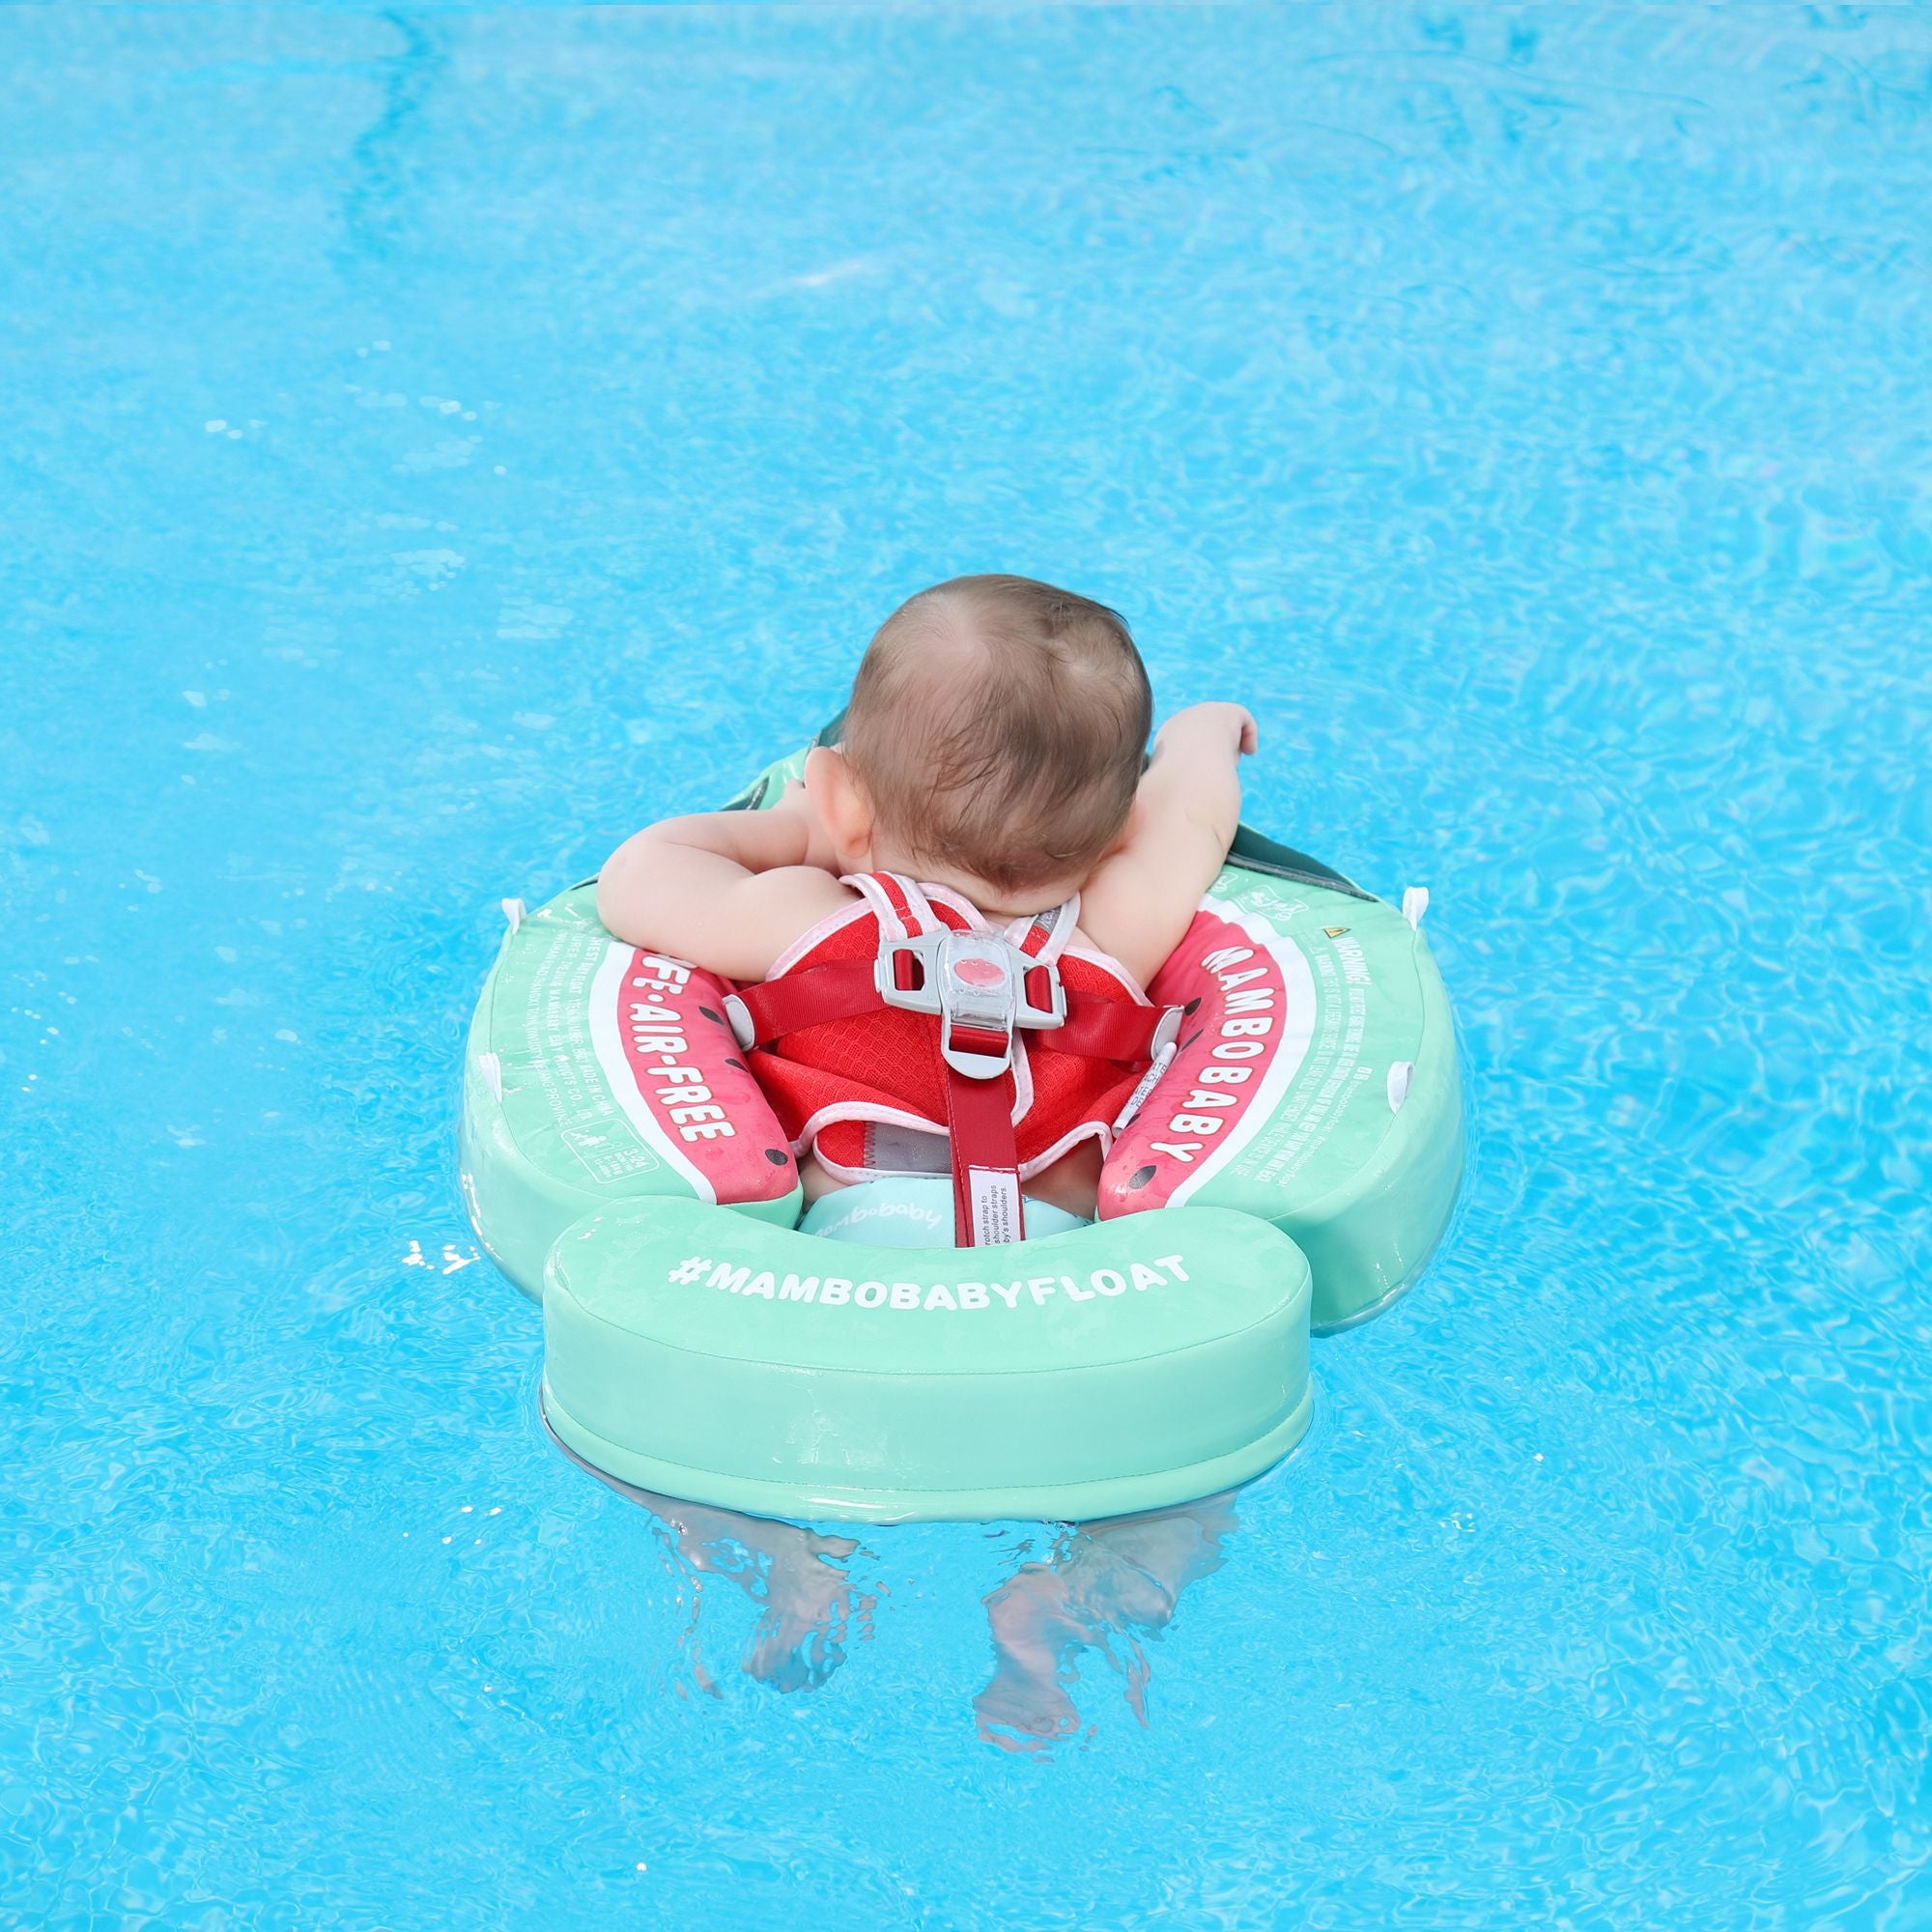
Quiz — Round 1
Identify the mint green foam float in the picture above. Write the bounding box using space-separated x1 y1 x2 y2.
460 733 1463 1523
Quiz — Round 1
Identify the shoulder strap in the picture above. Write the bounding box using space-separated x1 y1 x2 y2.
841 870 945 941
1003 892 1078 965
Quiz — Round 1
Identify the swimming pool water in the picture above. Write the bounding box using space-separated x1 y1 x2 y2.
5 4 1930 1926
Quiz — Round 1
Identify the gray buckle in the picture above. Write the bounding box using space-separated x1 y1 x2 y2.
876 930 1065 1079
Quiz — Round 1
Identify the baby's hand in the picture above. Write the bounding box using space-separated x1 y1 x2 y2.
1157 701 1258 760
1080 701 1258 987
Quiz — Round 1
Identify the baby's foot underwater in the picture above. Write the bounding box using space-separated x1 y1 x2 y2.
974 1496 1238 1755
739 1530 877 1694
560 1451 884 1699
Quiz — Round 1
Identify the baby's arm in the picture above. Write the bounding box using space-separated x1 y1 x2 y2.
1076 702 1256 989
597 785 854 982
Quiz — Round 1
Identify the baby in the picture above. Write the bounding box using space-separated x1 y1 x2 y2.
597 573 1255 1230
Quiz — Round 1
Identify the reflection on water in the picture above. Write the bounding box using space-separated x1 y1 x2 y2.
559 1430 1238 1754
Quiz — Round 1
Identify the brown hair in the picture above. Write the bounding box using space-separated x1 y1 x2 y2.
842 575 1151 895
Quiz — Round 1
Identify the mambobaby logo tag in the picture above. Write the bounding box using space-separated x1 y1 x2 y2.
666 1253 1192 1313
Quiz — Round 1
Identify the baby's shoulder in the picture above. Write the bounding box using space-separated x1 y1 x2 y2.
1065 923 1152 993
748 867 865 978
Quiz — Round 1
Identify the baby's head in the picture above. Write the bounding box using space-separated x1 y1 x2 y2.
807 575 1151 914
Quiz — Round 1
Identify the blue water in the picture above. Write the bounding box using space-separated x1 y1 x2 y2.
5 3 1930 1925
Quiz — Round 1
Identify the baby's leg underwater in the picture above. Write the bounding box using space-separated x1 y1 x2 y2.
974 1492 1239 1751
597 1474 881 1695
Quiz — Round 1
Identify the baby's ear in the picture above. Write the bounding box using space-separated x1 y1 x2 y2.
804 745 873 869
1107 796 1147 858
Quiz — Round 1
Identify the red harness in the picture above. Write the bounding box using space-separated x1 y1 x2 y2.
724 872 1181 1245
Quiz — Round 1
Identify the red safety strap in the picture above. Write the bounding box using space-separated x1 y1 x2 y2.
729 961 882 1046
1013 914 1054 958
1043 998 1175 1063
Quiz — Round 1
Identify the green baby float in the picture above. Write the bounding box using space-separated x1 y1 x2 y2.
460 729 1463 1523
